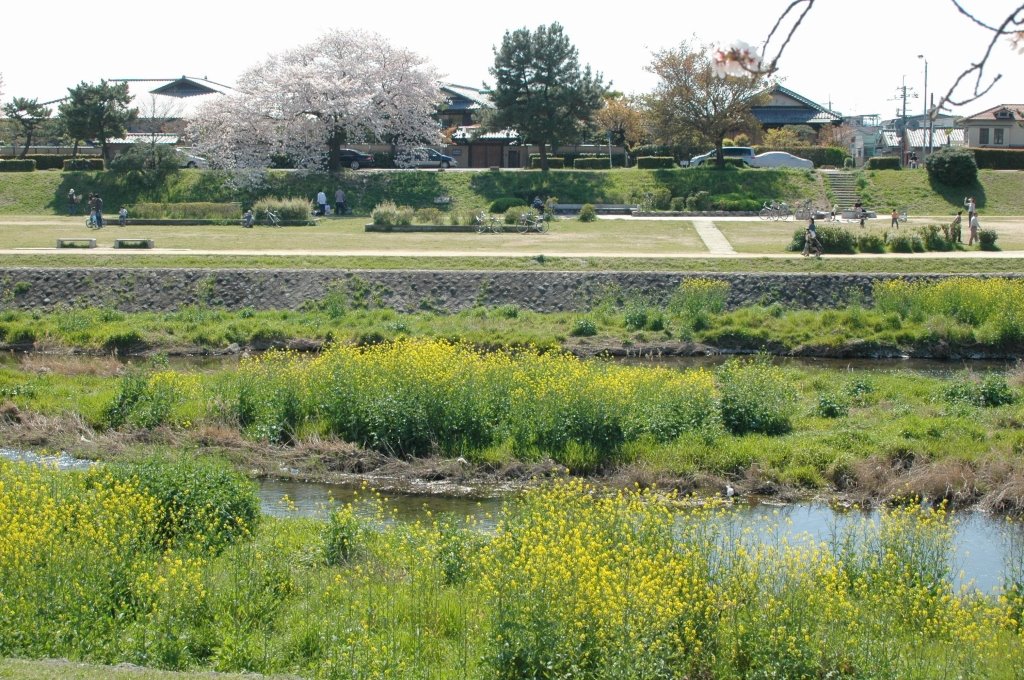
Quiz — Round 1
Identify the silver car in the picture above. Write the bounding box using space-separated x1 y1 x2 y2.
398 147 457 169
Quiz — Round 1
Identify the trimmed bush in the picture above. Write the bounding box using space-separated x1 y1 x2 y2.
578 204 597 222
489 197 527 213
63 158 104 171
0 159 35 172
130 202 241 219
926 146 978 185
573 157 612 170
973 148 1024 170
252 197 313 222
816 225 857 254
865 156 901 170
886 232 924 253
529 156 565 169
856 232 886 253
636 156 677 169
23 155 67 170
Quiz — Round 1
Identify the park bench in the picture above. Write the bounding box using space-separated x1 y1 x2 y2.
113 238 155 249
56 238 96 248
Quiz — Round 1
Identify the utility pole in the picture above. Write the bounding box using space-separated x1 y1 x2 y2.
889 78 917 168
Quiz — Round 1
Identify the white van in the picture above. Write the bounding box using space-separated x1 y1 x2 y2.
688 146 755 167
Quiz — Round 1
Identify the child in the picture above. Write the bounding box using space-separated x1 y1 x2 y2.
118 206 128 227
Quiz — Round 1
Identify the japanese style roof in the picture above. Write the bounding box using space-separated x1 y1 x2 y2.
957 104 1024 123
108 76 233 118
878 128 965 148
440 83 493 113
106 133 180 145
451 125 519 142
751 84 842 126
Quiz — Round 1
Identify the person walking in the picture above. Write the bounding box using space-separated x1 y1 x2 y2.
334 187 347 215
968 212 981 246
803 217 823 258
316 189 328 217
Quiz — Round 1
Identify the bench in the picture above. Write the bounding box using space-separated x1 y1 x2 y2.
113 238 155 249
56 238 96 248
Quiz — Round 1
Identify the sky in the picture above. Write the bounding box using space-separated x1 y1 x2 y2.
2 0 1021 122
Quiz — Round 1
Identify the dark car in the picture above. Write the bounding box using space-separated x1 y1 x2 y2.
338 148 374 170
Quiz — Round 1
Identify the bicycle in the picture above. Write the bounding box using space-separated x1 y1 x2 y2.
759 200 791 221
898 206 908 224
517 212 549 234
474 211 503 234
264 209 282 227
85 212 102 229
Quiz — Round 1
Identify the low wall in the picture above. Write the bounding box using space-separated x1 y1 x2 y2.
0 268 1016 314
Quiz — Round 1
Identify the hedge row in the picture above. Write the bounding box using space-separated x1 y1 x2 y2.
63 159 105 171
866 156 901 170
636 156 677 169
574 157 614 170
529 156 565 169
973 148 1024 170
0 159 35 172
754 145 849 168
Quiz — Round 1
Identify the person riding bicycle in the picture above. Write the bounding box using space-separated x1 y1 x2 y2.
803 217 823 258
242 209 255 228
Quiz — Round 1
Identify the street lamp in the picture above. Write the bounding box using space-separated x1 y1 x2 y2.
917 54 933 155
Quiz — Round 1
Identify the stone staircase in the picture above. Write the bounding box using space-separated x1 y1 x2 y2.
821 170 860 209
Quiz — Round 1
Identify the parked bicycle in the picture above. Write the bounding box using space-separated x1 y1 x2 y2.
517 212 549 234
264 209 282 227
758 200 791 221
474 211 503 234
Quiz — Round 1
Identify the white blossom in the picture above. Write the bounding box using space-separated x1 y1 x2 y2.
188 30 443 173
709 41 764 79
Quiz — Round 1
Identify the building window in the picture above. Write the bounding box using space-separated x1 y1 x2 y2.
979 128 989 145
994 128 1004 145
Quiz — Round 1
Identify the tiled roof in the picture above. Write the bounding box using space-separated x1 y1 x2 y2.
752 84 843 126
440 83 493 110
451 125 518 142
879 129 965 148
108 76 233 118
106 133 180 145
957 104 1024 122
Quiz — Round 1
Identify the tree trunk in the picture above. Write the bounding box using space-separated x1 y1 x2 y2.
327 127 344 173
538 142 549 172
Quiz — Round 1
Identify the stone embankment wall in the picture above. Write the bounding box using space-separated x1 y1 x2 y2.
0 268 1017 313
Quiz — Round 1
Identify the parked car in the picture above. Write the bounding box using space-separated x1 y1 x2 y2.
398 147 457 169
749 151 814 169
177 151 208 169
688 146 755 167
338 148 374 170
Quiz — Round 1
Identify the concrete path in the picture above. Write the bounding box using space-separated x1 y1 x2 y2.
691 219 736 254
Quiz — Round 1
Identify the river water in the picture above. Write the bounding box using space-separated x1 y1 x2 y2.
5 448 1017 594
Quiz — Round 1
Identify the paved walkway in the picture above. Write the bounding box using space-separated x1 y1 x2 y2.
691 219 736 254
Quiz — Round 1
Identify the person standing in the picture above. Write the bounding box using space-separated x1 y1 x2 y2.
316 189 328 217
949 211 962 243
89 193 104 227
968 212 981 246
965 196 976 221
68 188 78 215
890 208 900 229
335 187 347 215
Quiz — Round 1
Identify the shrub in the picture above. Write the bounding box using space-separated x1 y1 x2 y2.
413 207 444 224
0 159 35 172
130 202 241 219
865 156 900 170
886 232 923 253
668 278 730 330
23 155 66 170
817 392 849 418
578 203 597 222
917 224 953 251
816 225 857 254
570 317 598 337
504 206 528 224
686 190 711 210
979 229 999 250
944 372 1015 407
925 146 978 185
856 232 886 253
529 156 564 169
710 194 761 212
973 148 1024 170
323 504 366 565
252 197 313 222
716 356 796 435
573 157 612 169
371 200 414 226
489 197 527 213
670 197 687 211
636 156 677 169
63 158 104 171
632 187 672 210
106 454 260 551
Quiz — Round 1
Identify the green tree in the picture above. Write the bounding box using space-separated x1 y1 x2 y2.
2 97 52 158
594 94 648 166
487 22 605 171
645 40 765 167
58 80 136 163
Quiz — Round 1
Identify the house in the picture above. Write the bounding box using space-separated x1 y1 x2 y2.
110 75 234 136
751 84 843 131
957 104 1024 149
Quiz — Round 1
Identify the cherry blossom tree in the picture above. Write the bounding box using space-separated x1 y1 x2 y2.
188 30 443 173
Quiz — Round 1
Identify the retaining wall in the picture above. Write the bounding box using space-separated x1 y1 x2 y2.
0 268 1015 314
